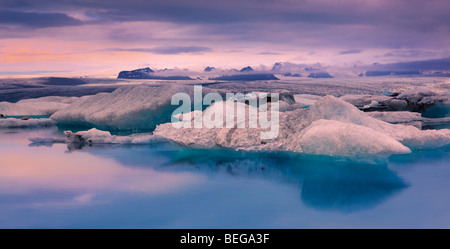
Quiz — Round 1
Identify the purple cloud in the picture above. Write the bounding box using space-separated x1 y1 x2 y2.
0 0 449 70
0 10 82 28
102 46 212 54
339 49 362 55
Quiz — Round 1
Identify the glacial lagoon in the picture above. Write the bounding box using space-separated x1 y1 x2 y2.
1 127 450 228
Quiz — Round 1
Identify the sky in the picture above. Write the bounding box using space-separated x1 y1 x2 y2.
0 0 449 77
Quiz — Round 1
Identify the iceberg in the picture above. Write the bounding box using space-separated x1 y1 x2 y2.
340 95 392 108
50 85 295 132
367 111 450 128
27 85 450 157
51 85 213 131
362 100 380 109
64 128 166 144
295 119 411 156
340 89 450 113
293 94 322 107
305 96 450 149
227 91 296 105
155 101 266 149
154 95 450 155
397 88 437 103
0 96 80 116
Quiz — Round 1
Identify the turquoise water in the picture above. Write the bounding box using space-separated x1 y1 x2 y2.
1 127 450 228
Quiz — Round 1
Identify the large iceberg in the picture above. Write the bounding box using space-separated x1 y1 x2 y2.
304 95 450 149
295 119 411 156
155 101 267 149
51 85 210 131
50 85 300 131
153 95 450 156
0 96 80 116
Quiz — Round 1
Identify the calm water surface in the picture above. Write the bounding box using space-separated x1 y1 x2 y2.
0 127 450 228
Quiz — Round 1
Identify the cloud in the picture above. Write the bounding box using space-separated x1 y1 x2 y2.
2 0 450 29
384 50 437 58
0 0 449 73
364 57 450 71
0 10 82 28
339 49 362 55
258 52 283 55
147 46 212 54
1 1 450 48
102 46 212 54
0 70 69 75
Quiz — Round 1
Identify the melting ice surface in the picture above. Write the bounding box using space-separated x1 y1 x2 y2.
1 128 450 228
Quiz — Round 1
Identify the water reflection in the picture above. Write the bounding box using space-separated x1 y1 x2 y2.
77 145 408 212
2 128 409 221
299 163 406 212
0 141 203 209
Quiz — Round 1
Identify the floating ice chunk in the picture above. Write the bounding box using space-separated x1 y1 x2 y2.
0 96 79 116
308 96 450 149
154 95 450 154
362 100 379 109
64 128 166 144
367 111 450 127
227 91 295 105
0 118 55 128
367 111 423 128
19 96 81 105
382 98 409 110
393 127 450 148
397 88 435 103
293 94 321 107
296 119 411 156
307 95 378 125
395 88 449 108
278 90 296 105
383 89 393 96
51 85 211 131
155 101 268 149
341 94 408 110
340 95 391 107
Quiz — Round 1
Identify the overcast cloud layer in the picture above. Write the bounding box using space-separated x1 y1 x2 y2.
0 0 449 76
